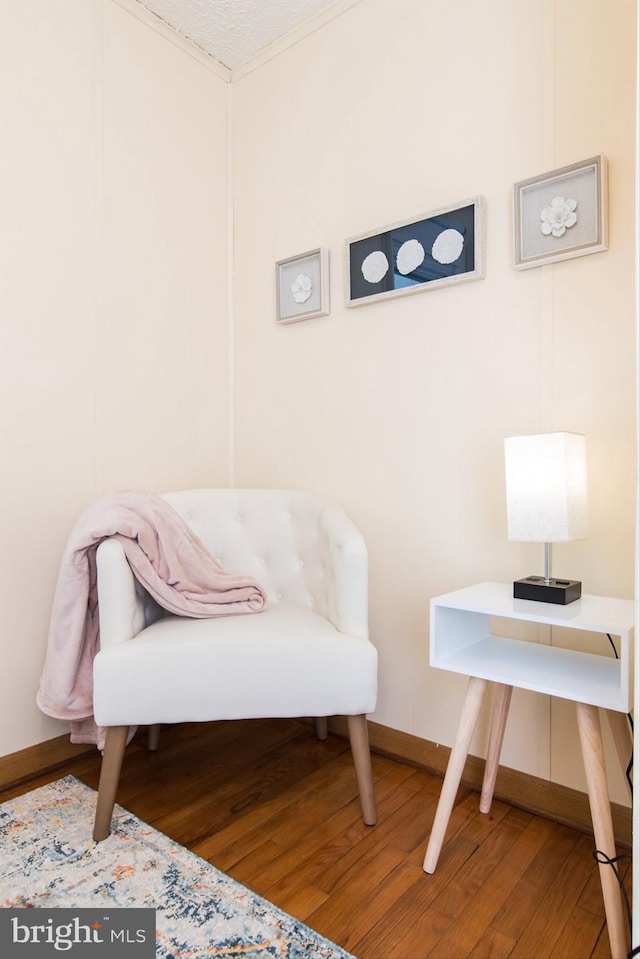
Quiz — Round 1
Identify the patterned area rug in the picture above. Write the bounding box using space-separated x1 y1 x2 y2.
0 775 354 958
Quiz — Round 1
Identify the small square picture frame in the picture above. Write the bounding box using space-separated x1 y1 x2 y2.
513 155 608 270
275 248 330 324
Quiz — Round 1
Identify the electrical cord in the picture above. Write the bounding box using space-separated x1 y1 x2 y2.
592 849 632 927
606 633 633 796
599 635 634 956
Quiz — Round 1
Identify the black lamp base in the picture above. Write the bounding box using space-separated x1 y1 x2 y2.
513 576 582 605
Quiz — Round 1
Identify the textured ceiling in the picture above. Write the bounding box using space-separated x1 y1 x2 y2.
137 0 342 69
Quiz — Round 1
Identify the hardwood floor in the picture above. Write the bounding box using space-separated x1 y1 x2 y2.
1 719 632 959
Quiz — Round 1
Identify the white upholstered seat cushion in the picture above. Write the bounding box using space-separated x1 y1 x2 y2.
93 602 377 727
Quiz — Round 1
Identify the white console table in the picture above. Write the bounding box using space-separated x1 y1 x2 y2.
422 582 634 959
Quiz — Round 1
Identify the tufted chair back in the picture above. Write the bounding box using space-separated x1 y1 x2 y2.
161 489 368 638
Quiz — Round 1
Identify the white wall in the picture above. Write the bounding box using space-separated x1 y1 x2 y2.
0 0 230 755
1 0 635 813
232 0 637 804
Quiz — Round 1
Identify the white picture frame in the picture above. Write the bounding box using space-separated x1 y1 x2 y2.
345 197 486 307
513 155 608 270
275 248 330 323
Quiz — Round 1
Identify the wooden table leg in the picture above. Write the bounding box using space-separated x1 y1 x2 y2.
576 702 628 959
423 676 488 874
480 683 512 814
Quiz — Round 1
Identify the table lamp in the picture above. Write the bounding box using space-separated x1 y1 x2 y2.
504 431 588 604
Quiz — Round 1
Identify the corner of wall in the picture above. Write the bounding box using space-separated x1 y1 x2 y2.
111 0 231 80
226 79 235 488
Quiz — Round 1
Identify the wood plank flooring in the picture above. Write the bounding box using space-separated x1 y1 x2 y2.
0 719 632 959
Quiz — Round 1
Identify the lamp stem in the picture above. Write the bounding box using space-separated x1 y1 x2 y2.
544 542 551 584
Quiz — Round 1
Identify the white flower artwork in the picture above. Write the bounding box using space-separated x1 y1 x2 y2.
432 228 465 265
540 197 578 237
276 248 329 322
396 239 425 275
361 250 389 284
291 273 312 303
347 196 484 304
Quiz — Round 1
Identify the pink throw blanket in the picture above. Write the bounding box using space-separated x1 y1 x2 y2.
37 491 267 746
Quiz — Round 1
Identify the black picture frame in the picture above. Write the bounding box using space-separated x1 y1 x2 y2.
346 196 485 307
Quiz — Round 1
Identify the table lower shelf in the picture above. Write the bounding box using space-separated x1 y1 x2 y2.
432 635 627 711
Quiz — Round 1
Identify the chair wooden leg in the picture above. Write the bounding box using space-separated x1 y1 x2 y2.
315 717 328 741
148 724 161 751
347 714 377 825
93 725 128 842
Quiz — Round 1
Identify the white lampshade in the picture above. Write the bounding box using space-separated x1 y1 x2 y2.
504 432 588 543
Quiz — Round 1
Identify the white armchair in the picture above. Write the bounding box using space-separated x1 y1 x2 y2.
92 489 378 840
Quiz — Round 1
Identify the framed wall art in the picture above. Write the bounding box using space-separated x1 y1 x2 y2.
513 155 608 270
346 196 485 307
275 247 330 323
